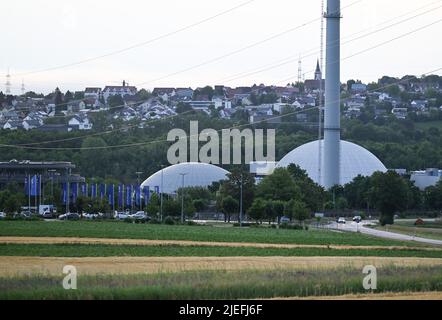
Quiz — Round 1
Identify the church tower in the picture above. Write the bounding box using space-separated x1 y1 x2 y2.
314 60 322 81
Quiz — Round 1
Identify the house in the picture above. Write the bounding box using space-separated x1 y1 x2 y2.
249 107 280 124
296 113 308 122
68 115 93 130
351 83 367 93
22 119 42 131
411 100 428 111
391 108 408 119
152 88 176 101
3 119 23 130
345 97 365 109
84 88 102 98
175 88 193 100
102 81 137 101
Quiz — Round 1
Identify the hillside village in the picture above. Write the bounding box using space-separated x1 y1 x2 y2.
1 67 442 131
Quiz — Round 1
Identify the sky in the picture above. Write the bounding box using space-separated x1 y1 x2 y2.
1 0 441 94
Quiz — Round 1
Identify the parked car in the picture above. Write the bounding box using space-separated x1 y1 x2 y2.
129 211 149 222
337 217 346 224
58 212 80 221
0 212 6 219
280 216 291 224
352 216 362 223
115 212 129 221
42 211 56 219
14 211 32 219
84 213 104 220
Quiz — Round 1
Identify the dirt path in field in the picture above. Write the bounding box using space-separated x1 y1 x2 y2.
1 256 441 277
275 291 442 300
0 236 439 251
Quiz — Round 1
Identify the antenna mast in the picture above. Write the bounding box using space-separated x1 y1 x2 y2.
318 0 325 185
5 69 11 95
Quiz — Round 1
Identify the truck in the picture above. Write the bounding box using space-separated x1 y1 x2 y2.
39 205 57 217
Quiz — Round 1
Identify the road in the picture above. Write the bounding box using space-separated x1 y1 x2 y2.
328 221 442 246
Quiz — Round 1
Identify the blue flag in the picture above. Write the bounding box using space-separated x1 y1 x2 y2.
118 185 123 208
154 186 160 194
24 176 29 195
81 183 87 197
30 175 38 196
107 184 114 206
62 183 67 204
135 186 141 207
126 185 132 207
100 184 106 200
71 183 78 203
91 184 97 199
143 186 150 206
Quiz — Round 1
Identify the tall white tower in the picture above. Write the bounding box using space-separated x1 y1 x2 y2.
323 0 341 189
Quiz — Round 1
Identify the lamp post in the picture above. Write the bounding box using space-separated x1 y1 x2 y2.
160 166 165 222
239 173 243 227
179 173 188 224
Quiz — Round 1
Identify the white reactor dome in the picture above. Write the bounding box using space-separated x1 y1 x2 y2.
277 140 387 186
141 162 230 194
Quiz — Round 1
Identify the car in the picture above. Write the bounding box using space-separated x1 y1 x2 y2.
58 212 80 221
337 217 346 224
14 211 32 219
352 216 362 223
115 212 129 220
0 212 6 219
128 211 149 222
42 211 56 219
84 213 104 220
280 216 291 224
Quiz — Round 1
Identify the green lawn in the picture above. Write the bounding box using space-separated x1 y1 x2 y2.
1 266 441 300
375 224 442 241
1 243 441 258
0 221 422 247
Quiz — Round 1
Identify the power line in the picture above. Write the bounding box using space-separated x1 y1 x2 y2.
2 66 441 151
134 0 364 87
218 3 442 84
12 0 257 77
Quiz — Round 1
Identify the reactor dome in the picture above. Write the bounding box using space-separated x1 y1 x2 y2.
140 162 230 194
277 140 387 186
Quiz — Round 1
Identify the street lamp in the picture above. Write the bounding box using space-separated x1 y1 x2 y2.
160 165 165 222
239 173 243 227
179 173 188 224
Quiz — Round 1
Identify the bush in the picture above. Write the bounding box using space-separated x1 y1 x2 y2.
164 216 175 225
148 218 161 225
380 213 394 226
233 222 252 227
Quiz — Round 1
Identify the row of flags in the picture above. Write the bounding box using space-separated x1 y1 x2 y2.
24 175 158 208
61 183 156 207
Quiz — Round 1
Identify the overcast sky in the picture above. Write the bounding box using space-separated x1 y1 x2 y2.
1 0 441 94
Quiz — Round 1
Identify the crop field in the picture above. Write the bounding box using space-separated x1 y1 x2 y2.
1 266 441 300
1 220 441 300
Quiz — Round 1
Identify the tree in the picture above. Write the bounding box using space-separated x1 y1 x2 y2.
107 95 125 112
424 181 442 210
221 196 238 223
272 200 286 224
247 198 266 223
219 168 255 213
256 168 299 202
369 171 409 225
292 200 310 226
54 87 64 114
64 90 73 103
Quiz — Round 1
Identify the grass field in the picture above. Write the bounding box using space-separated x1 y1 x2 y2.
1 266 441 300
0 221 422 247
374 223 442 241
1 243 441 258
1 220 441 300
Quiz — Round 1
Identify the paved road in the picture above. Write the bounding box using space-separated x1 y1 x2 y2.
329 221 442 246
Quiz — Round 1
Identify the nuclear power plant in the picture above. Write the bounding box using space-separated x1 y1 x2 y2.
277 0 387 188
